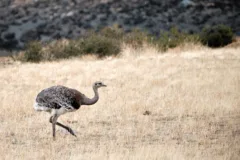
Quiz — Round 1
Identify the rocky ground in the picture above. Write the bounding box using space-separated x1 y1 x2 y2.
0 0 239 50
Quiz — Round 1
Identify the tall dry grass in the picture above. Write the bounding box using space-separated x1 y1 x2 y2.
0 44 239 160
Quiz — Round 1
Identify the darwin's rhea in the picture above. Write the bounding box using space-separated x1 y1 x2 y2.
34 81 106 139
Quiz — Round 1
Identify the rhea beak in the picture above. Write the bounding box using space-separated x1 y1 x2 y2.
102 84 107 87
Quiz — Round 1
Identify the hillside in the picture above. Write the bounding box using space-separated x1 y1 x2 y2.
0 45 239 159
0 0 239 49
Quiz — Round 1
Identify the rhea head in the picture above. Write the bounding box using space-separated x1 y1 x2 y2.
93 81 107 89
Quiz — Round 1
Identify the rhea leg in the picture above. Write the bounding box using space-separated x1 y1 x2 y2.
49 116 77 137
51 114 58 139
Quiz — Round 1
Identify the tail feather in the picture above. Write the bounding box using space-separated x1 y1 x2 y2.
34 102 51 112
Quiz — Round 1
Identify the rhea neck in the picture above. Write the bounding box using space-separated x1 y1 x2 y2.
82 86 99 105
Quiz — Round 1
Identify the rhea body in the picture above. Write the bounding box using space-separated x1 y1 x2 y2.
34 81 106 139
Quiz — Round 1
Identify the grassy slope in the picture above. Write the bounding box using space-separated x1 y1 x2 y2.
0 45 239 160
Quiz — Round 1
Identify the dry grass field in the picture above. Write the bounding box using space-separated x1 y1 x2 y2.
0 44 240 160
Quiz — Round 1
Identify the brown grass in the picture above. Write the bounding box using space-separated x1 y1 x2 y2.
0 44 240 160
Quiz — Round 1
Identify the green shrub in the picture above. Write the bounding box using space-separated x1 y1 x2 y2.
63 41 82 57
124 28 152 48
79 34 121 57
99 24 124 40
200 25 233 47
23 41 43 62
156 27 200 51
43 40 82 61
18 25 219 63
155 31 170 51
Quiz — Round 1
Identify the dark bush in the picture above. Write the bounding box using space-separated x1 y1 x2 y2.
156 27 200 51
23 41 42 62
200 25 233 47
124 28 152 48
17 25 217 63
46 41 82 60
79 34 121 57
99 24 124 40
63 41 82 57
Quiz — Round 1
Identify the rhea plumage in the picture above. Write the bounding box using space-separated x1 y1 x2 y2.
34 81 107 139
